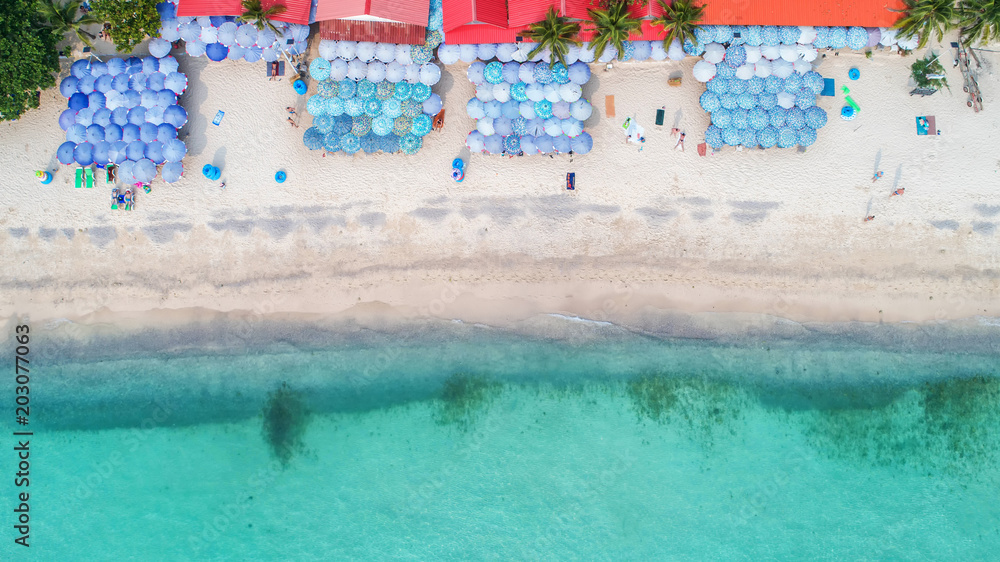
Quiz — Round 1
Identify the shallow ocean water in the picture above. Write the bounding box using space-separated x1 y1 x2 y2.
4 322 1000 558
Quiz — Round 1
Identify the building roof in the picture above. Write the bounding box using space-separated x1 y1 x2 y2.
176 0 311 24
702 0 904 27
314 0 430 27
318 19 427 43
442 0 507 32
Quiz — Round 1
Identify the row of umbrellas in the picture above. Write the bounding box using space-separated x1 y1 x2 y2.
703 43 823 67
317 40 420 66
473 82 584 104
156 13 310 62
708 106 828 130
472 116 584 138
302 127 424 155
693 56 816 82
467 61 590 87
63 121 182 143
704 125 819 149
690 25 919 51
467 98 593 121
309 58 442 86
57 138 187 166
701 89 821 112
311 113 434 138
704 72 825 96
465 131 593 155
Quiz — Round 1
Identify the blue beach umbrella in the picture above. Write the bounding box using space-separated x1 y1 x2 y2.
122 123 140 143
411 83 431 103
847 26 868 50
747 76 765 95
467 61 486 84
140 90 158 108
314 115 334 133
57 141 76 164
104 124 123 142
519 134 536 155
206 43 228 62
327 97 345 116
534 134 553 154
768 107 788 127
502 61 520 84
322 131 341 152
340 133 361 154
731 109 749 129
59 108 77 130
399 133 422 155
798 127 817 147
356 79 376 99
161 161 183 183
500 99 519 119
758 126 778 148
146 105 166 126
338 79 356 99
317 79 339 98
741 128 758 148
126 140 146 161
777 127 797 148
66 124 86 143
748 107 769 130
779 26 801 44
533 64 553 85
382 134 400 153
551 63 569 84
307 96 328 116
761 26 779 46
737 93 756 110
332 115 353 135
503 135 520 154
534 100 553 119
376 81 395 100
393 81 411 101
156 90 177 108
552 134 571 153
726 45 746 67
694 26 713 45
142 56 158 74
783 73 802 93
828 27 848 49
105 90 127 110
69 92 88 110
512 117 528 136
706 77 728 94
75 107 94 125
484 62 503 84
106 58 126 75
145 140 165 163
108 140 128 163
813 27 831 49
162 138 186 162
803 72 825 95
310 58 331 80
411 114 432 136
423 93 443 115
364 99 381 117
494 117 513 137
128 73 146 91
352 114 372 136
372 115 393 136
110 107 129 126
700 91 721 112
510 82 528 102
147 72 165 91
728 79 747 95
133 158 156 183
787 107 806 129
484 134 503 154
86 124 104 143
92 140 109 165
164 72 187 95
163 105 187 128
711 108 732 128
95 74 114 93
393 116 412 136
78 74 97 94
722 127 741 146
127 106 146 125
156 123 176 142
795 89 816 109
720 94 738 110
764 75 784 94
60 76 80 97
805 107 828 129
140 122 158 143
743 26 764 46
360 133 380 154
714 25 734 44
568 61 591 85
382 98 402 119
705 125 723 149
715 63 735 79
467 98 485 120
73 142 94 165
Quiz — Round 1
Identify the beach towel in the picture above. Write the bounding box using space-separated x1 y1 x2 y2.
266 61 285 77
821 78 835 97
655 109 665 126
605 95 615 118
916 115 936 135
566 172 575 190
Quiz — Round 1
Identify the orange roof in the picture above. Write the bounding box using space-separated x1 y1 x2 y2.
700 0 904 27
314 0 430 27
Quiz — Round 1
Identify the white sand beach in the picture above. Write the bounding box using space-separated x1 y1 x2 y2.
1 36 998 331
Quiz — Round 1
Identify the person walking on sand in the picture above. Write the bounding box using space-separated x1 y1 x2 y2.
219 181 226 190
674 132 685 151
872 170 884 182
890 187 905 197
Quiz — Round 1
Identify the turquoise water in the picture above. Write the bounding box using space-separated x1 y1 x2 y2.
4 320 1000 558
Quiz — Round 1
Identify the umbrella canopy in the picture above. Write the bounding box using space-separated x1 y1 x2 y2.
493 117 513 137
145 140 164 163
467 98 485 120
363 99 381 117
419 63 441 86
741 128 758 147
803 71 825 95
795 89 816 109
757 126 778 148
534 99 553 119
776 91 796 109
558 83 582 103
126 106 145 125
524 83 545 102
466 130 485 152
380 61 403 83
517 100 535 120
139 122 158 143
411 114 432 136
828 27 848 49
847 26 868 50
543 118 561 137
502 62 520 84
68 92 88 111
121 123 140 142
125 140 145 161
162 138 187 162
200 25 219 44
534 134 553 154
94 108 111 127
423 93 442 115
105 124 123 142
498 99 518 119
161 161 183 183
798 126 817 146
112 73 132 93
484 62 503 84
57 141 76 164
519 134 537 155
467 61 485 84
804 106 828 129
570 99 592 121
518 62 536 84
737 93 756 110
731 109 748 129
693 61 717 82
768 107 788 128
533 64 553 85
783 73 802 92
108 140 128 163
777 127 797 148
720 127 740 146
411 82 432 102
375 42 396 62
205 42 227 62
340 133 360 154
711 108 732 128
347 59 367 81
561 118 583 138
356 42 377 62
786 107 806 129
360 133 380 153
336 41 358 60
216 21 238 47
163 105 187 128
164 72 187 95
156 123 176 142
735 64 755 80
720 94 738 110
140 89 158 109
95 74 114 93
58 108 77 130
477 117 495 136
492 82 510 103
524 118 545 136
503 135 520 154
726 45 747 67
133 158 156 182
567 61 590 85
496 43 517 62
879 27 898 46
703 42 725 64
367 61 387 83
748 107 769 130
552 134 571 153
551 101 570 119
371 115 393 136
310 58 331 80
477 43 497 61
771 59 794 79
399 133 422 154
704 125 723 149
74 142 94 165
318 40 338 61
484 134 503 154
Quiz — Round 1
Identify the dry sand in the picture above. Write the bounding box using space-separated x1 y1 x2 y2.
1 36 998 333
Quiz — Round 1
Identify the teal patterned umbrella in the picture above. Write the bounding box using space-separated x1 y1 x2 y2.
352 114 372 136
411 83 431 102
393 82 412 101
309 58 330 80
338 79 356 99
307 95 328 116
356 79 376 100
364 99 382 117
401 99 422 118
341 133 361 154
375 81 395 100
503 134 520 153
425 29 443 49
512 117 527 136
317 78 339 98
411 45 433 65
400 133 422 154
393 116 412 135
322 131 341 152
550 63 569 84
510 82 528 102
328 97 345 116
411 113 432 136
344 98 364 117
484 62 503 84
332 115 352 135
372 114 393 136
303 127 323 149
534 99 553 119
314 115 334 133
382 98 403 118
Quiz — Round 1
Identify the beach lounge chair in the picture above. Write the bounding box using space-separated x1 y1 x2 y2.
85 167 94 188
605 95 615 118
75 168 83 188
433 109 445 131
111 187 119 209
266 61 285 78
655 109 665 126
821 78 835 97
697 142 707 157
566 172 575 190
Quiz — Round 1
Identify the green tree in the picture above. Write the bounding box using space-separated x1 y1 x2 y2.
958 0 1000 45
91 0 161 52
37 0 99 49
911 54 949 90
0 0 60 120
651 0 706 51
526 7 581 68
239 0 287 36
588 1 641 62
892 0 956 49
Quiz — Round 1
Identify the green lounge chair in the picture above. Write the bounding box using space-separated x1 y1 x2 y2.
75 168 83 188
85 168 94 188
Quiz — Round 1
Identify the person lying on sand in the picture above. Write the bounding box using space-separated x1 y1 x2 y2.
286 107 296 115
674 132 685 151
864 215 875 222
890 187 905 197
287 117 299 128
872 171 884 182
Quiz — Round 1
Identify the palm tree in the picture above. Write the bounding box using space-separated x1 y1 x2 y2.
37 0 99 49
652 0 706 51
588 1 641 62
526 7 581 68
957 0 1000 45
892 0 956 49
239 0 287 37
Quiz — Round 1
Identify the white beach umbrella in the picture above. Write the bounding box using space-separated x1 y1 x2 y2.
256 28 276 49
419 63 441 86
564 44 581 64
631 41 652 61
395 44 413 65
438 44 460 65
518 62 536 84
197 16 211 26
477 43 498 60
226 44 245 60
475 83 495 102
385 61 405 83
559 83 582 102
570 99 592 121
347 59 367 81
543 118 562 136
493 82 510 102
148 38 171 58
760 44 781 60
292 23 309 43
217 22 238 47
531 46 551 63
375 43 395 62
261 46 278 62
355 42 377 62
771 58 794 78
467 61 485 84
552 100 571 119
878 28 898 46
779 44 799 62
693 60 717 82
330 58 348 81
496 43 518 63
502 61 520 83
744 45 762 64
185 40 206 57
598 45 617 63
561 118 583 137
477 117 495 136
793 58 812 74
467 98 486 119
511 43 530 62
667 38 686 61
578 44 596 63
318 40 338 60
543 83 561 103
650 40 668 61
367 61 386 82
466 130 486 152
160 20 181 42
337 41 358 60
404 63 421 83
180 21 202 42
896 33 919 50
199 25 217 44
735 64 755 80
754 59 772 78
776 91 796 109
525 83 545 102
158 56 179 74
703 42 726 64
459 44 478 63
519 100 536 119
797 44 818 62
797 26 817 44
235 24 258 48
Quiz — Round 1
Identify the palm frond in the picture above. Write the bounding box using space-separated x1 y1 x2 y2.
526 7 581 68
957 0 1000 45
587 3 640 62
652 0 705 52
891 0 957 49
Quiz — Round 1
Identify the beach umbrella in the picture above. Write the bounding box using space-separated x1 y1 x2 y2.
518 62 536 84
418 63 440 86
145 104 164 126
761 25 780 45
367 61 387 83
709 25 732 44
896 34 919 50
524 117 545 136
382 98 402 119
91 108 111 127
747 107 768 130
106 57 127 75
570 99 592 121
466 98 485 120
481 100 500 119
380 134 399 153
108 140 128 163
478 133 500 154
127 106 146 125
847 26 868 50
803 71 825 95
778 26 801 45
502 62 520 84
382 61 405 83
347 59 367 81
411 82 431 102
328 97 344 116
482 61 502 85
737 93 756 110
793 59 812 74
798 126 817 147
401 99 421 118
493 82 511 103
392 81 411 101
215 21 237 47
711 108 732 128
533 63 554 85
399 133 421 155
795 89 816 109
649 40 667 61
797 44 819 62
575 43 595 63
318 40 338 61
543 82 562 103
693 61 717 82
149 37 172 59
786 107 806 129
518 100 536 120
475 43 497 61
57 141 76 164
73 142 94 165
551 101 571 119
340 133 360 154
106 90 127 110
155 123 176 143
322 58 347 82
511 116 528 136
778 44 798 62
331 115 353 136
139 122 158 143
373 42 395 63
726 45 747 67
58 108 77 130
524 83 546 102
334 41 357 60
75 106 95 125
879 27 898 47
322 131 341 152
355 42 376 63
771 59 794 78
804 106 828 129
145 140 164 163
179 21 201 43
812 26 831 49
147 71 165 91
121 123 140 142
760 44 781 61
542 118 562 137
164 72 187 95
69 92 89 111
509 82 529 103
163 104 187 128
161 161 183 183
518 135 537 155
86 91 105 110
242 46 262 63
140 89 157 109
423 93 443 115
371 114 393 137
133 158 156 183
744 45 762 65
757 126 778 148
533 99 553 120
317 78 339 98
703 43 725 64
768 107 788 127
495 43 517 63
126 140 146 161
720 93 738 110
746 76 765 95
763 75 783 94
567 62 591 86
828 27 848 49
533 134 552 154
493 117 513 137
776 91 796 109
783 73 802 92
393 116 412 136
337 79 356 99
94 139 112 165
411 114 432 136
375 80 395 101
567 131 592 155
741 128 758 147
60 76 80 98
552 134 571 153
363 98 381 117
309 58 331 81
704 125 723 149
558 83 582 103
458 44 480 65
777 127 797 148
476 117 495 136
313 115 334 133
199 24 218 44
659 38 682 61
71 59 92 80
551 63 569 84
360 133 379 153
632 41 652 61
795 26 817 44
731 109 748 129
706 77 728 94
474 83 496 104
410 44 433 65
735 64 755 80
186 40 207 58
502 135 520 154
466 61 486 85
721 127 741 146
561 118 583 138
119 160 139 184
499 99 519 119
95 74 114 94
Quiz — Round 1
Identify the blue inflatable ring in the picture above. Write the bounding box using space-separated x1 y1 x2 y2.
275 170 287 183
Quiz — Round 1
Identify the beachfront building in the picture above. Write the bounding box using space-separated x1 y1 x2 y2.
316 0 431 45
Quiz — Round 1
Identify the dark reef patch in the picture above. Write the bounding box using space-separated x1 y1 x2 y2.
434 373 501 431
262 382 310 467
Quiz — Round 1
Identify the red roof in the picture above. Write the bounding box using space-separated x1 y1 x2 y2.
314 0 430 27
264 0 310 24
176 0 310 24
506 0 591 28
443 0 507 32
319 19 426 43
702 0 904 26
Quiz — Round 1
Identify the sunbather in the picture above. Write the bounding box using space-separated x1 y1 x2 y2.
890 187 905 197
872 171 884 182
124 189 133 210
864 215 875 222
674 132 685 151
287 117 299 128
270 62 279 81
